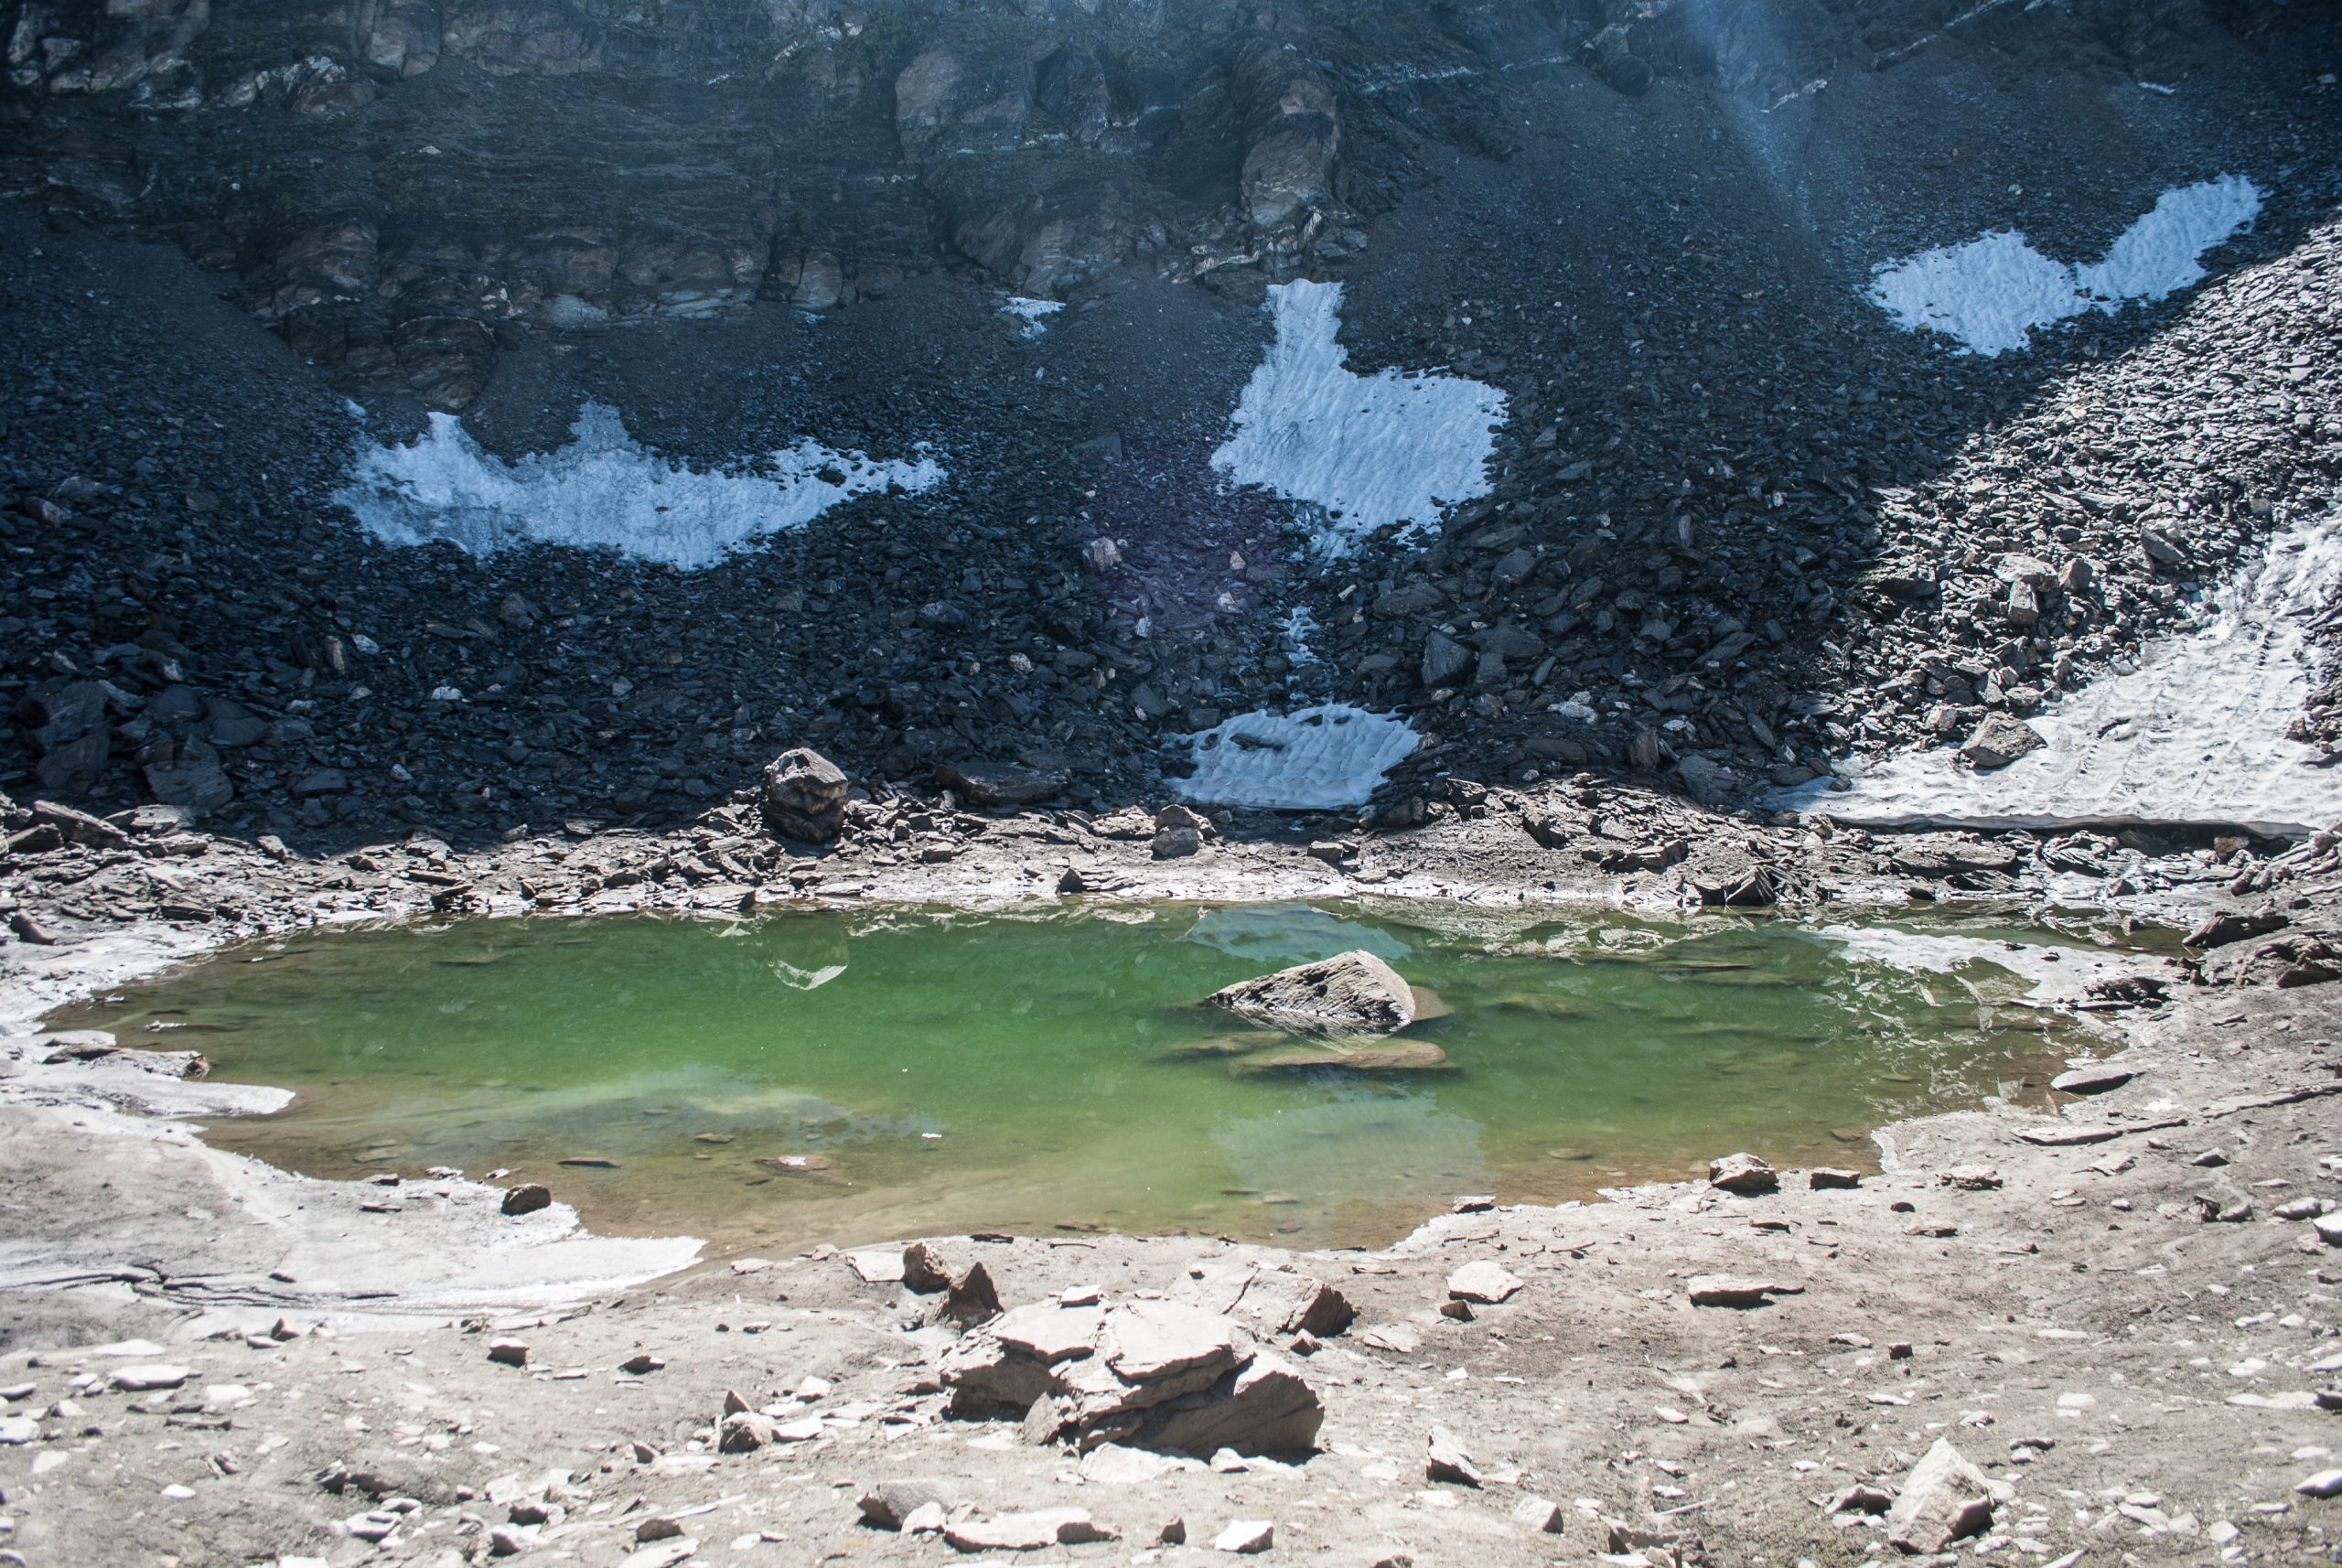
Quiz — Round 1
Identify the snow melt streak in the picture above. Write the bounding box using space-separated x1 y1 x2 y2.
1210 280 1508 554
1794 509 2342 837
1179 703 1420 811
1868 175 2261 356
338 403 943 570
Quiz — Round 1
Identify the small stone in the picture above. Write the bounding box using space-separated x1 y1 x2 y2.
1809 1167 1862 1190
1510 1494 1566 1533
1685 1274 1803 1308
2297 1468 2342 1498
859 1479 959 1530
109 1365 193 1392
500 1183 552 1217
1445 1260 1523 1305
1708 1152 1778 1195
486 1340 529 1368
1941 1165 2003 1191
2050 1065 2136 1096
943 1508 1114 1551
1425 1425 1483 1487
1213 1519 1274 1554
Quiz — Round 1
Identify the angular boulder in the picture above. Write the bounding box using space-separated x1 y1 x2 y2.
1708 1152 1778 1195
940 1297 1323 1456
763 747 849 842
1204 950 1417 1037
1958 714 2044 771
1885 1438 1995 1552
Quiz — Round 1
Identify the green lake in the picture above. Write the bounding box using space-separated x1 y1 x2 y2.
45 902 2136 1251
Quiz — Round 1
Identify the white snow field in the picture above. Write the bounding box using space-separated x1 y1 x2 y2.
1783 508 2342 837
1867 175 2262 356
338 403 944 569
1178 703 1422 811
1210 279 1509 554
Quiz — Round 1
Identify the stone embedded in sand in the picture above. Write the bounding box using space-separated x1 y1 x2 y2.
942 1508 1115 1551
2050 1064 2137 1095
859 1479 959 1530
1885 1437 1996 1552
716 1411 776 1452
485 1339 529 1367
1445 1260 1523 1305
109 1364 193 1392
1708 1152 1778 1195
1512 1494 1567 1533
763 747 850 842
1685 1274 1804 1308
1212 1519 1274 1554
941 1297 1324 1456
1809 1166 1863 1190
1425 1424 1484 1487
1958 713 2045 771
1205 949 1418 1037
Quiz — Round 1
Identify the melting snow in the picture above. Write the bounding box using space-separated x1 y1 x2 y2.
1178 703 1420 811
1783 508 2342 837
1866 175 2261 356
337 403 944 569
1210 280 1508 554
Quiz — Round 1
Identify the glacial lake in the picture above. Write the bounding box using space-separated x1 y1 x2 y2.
47 902 2142 1251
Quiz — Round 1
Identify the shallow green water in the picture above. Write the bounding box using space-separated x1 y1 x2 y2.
48 902 2123 1251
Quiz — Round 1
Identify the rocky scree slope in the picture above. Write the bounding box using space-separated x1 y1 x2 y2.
0 0 2338 847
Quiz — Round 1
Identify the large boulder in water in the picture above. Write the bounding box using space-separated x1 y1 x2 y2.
1204 950 1417 1036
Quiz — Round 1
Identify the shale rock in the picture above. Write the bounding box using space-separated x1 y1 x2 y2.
1885 1438 1996 1552
763 748 849 843
1958 714 2046 771
1708 1152 1778 1195
1204 950 1417 1037
940 1298 1323 1456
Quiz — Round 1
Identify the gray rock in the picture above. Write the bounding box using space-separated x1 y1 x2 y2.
1204 950 1417 1036
1709 1152 1778 1195
858 1479 959 1531
1885 1438 1995 1552
2049 1065 2136 1096
499 1183 551 1216
943 1509 1114 1552
1151 825 1202 860
1445 1260 1522 1305
1421 631 1473 689
145 740 233 818
941 1298 1323 1456
763 747 849 842
1425 1425 1483 1487
1958 714 2045 771
1686 1274 1803 1307
937 762 1065 808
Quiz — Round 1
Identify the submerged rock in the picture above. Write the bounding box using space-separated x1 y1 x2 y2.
1204 950 1417 1036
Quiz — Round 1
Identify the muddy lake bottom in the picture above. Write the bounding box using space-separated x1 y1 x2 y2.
44 901 2149 1251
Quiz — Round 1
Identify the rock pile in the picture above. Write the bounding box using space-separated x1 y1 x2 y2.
940 1296 1325 1456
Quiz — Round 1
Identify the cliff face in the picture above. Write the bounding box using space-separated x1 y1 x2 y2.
1 0 2288 409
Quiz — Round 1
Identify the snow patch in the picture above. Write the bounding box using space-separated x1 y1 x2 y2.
1001 295 1064 338
1178 703 1420 811
337 403 944 569
1866 175 2261 356
1783 508 2342 837
1210 280 1508 554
